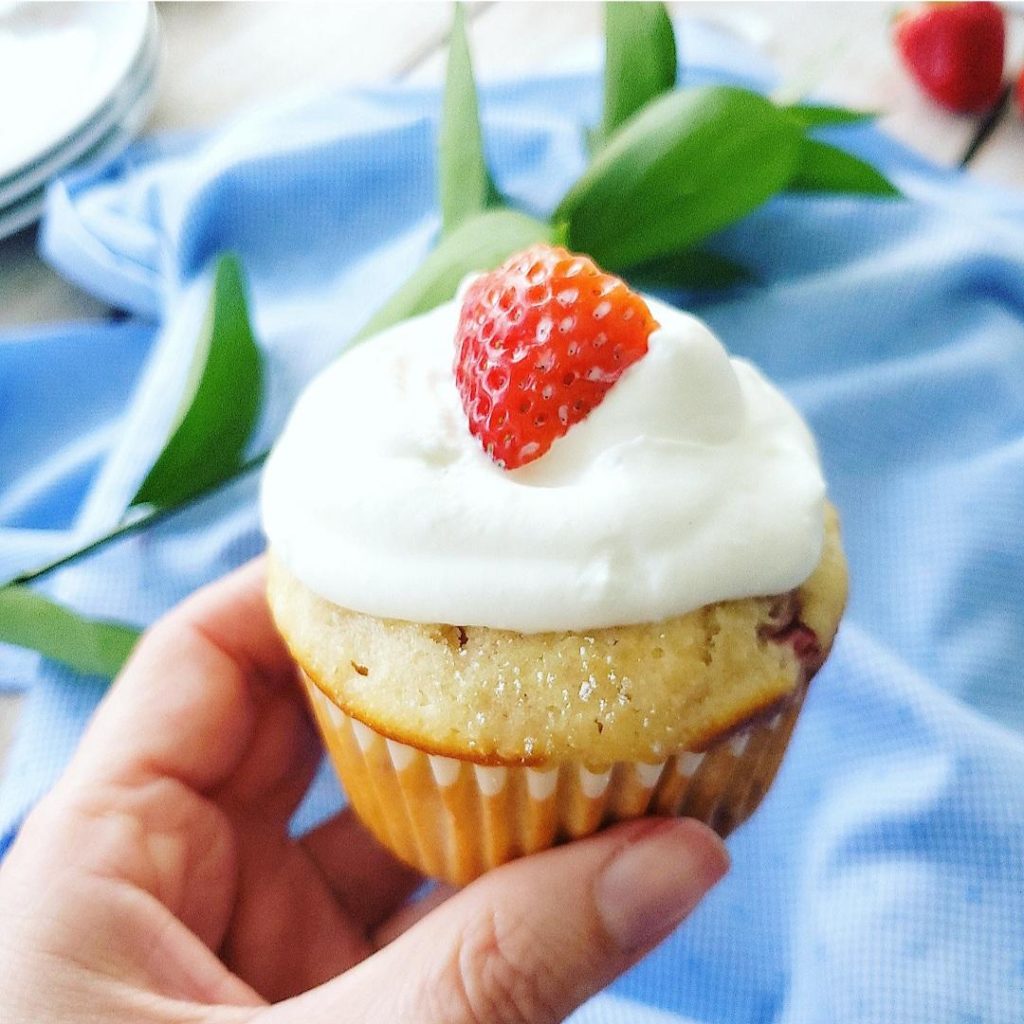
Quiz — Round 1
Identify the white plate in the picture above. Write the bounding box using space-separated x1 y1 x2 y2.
0 8 159 208
0 2 151 180
0 62 157 241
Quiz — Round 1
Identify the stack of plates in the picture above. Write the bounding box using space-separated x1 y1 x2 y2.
0 2 160 240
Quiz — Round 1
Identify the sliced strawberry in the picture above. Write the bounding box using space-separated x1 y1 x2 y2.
454 244 658 469
894 2 1005 114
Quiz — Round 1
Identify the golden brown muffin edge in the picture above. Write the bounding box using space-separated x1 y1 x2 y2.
267 505 847 766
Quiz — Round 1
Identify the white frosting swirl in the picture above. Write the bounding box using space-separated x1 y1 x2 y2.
261 295 826 632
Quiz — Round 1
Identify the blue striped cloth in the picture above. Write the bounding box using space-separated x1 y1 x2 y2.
2 21 1023 1023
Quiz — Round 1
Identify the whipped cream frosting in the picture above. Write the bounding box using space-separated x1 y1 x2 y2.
261 293 826 632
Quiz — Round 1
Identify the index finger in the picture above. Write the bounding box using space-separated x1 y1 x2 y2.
67 558 302 793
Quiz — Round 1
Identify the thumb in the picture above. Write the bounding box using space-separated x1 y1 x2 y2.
263 818 728 1024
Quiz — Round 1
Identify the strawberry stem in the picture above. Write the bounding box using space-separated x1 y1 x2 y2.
959 82 1014 167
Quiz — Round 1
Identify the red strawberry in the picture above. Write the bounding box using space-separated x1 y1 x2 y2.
1018 66 1024 116
454 244 658 469
894 2 1005 113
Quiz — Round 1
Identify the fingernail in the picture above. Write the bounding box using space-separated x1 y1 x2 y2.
596 819 729 953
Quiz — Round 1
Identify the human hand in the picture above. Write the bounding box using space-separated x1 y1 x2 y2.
0 561 728 1024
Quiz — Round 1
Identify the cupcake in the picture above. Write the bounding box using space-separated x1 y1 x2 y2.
262 245 848 885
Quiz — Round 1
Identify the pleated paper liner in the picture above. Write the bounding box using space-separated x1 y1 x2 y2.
303 671 807 885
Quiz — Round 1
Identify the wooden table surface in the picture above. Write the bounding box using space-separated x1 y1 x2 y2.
1 0 1023 762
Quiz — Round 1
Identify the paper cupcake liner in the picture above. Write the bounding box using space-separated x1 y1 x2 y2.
302 671 807 885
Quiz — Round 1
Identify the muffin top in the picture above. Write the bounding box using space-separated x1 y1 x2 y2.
261 249 827 633
268 503 847 765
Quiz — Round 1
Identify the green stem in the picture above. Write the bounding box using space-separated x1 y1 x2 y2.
6 450 269 589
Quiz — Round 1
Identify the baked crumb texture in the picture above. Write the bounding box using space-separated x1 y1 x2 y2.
302 670 811 884
269 504 847 766
273 505 847 882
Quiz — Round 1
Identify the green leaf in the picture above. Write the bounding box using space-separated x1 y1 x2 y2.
354 209 553 342
596 1 677 149
131 253 263 511
784 103 876 129
556 85 803 269
625 248 755 290
439 2 500 233
0 585 140 679
787 138 901 197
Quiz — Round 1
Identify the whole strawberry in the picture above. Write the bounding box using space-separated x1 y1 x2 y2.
894 2 1005 113
455 244 658 469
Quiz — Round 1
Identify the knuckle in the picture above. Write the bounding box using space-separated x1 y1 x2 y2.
131 616 179 663
431 906 563 1024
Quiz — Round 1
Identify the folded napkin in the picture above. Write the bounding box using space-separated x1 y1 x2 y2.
2 20 1023 1023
